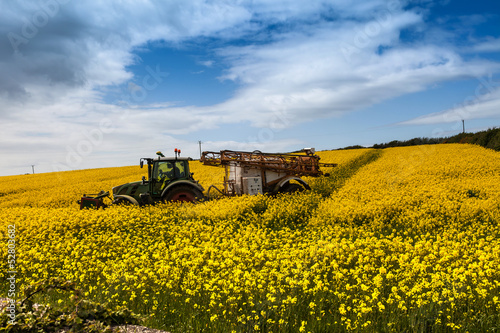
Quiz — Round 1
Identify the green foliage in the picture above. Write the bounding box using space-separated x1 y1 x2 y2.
0 278 142 332
371 127 500 151
442 129 500 148
337 145 366 150
372 137 442 149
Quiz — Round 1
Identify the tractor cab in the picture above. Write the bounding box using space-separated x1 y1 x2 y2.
143 151 195 196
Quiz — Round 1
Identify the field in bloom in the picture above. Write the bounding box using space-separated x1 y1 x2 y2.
1 144 499 332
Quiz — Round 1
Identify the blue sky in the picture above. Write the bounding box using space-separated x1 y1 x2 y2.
1 0 499 176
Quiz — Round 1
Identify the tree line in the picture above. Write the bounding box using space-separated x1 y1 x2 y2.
367 127 500 151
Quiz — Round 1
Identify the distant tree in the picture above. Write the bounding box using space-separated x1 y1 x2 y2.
365 127 499 151
338 145 365 150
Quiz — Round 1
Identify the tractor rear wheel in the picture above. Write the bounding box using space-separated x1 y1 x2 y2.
280 183 305 194
164 185 204 203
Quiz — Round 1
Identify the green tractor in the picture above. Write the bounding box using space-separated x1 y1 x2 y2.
79 149 204 209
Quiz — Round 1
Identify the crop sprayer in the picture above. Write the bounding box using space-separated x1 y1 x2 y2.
78 148 336 209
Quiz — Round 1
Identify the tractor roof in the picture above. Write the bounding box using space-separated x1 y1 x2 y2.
154 157 192 162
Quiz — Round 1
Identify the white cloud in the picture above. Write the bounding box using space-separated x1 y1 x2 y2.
201 138 303 153
400 86 500 125
471 38 500 53
198 60 214 67
206 14 498 127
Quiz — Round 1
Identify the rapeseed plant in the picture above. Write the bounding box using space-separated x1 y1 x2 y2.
0 144 499 332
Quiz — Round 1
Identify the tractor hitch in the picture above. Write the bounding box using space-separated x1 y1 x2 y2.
78 191 110 210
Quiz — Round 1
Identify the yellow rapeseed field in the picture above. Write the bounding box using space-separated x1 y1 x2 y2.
1 144 499 332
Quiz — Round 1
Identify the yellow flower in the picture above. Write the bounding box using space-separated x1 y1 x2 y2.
1 144 499 332
378 302 385 312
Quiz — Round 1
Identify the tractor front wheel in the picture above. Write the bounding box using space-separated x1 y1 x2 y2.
164 185 204 203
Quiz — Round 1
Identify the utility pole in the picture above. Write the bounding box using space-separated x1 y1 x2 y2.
31 165 35 174
198 141 202 159
462 119 465 134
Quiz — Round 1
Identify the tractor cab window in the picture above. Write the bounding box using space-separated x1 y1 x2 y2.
154 162 174 182
153 160 187 194
155 161 187 181
175 161 185 178
156 161 173 180
152 161 172 194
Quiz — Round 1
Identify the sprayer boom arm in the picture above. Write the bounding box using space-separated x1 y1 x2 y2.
201 150 336 177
